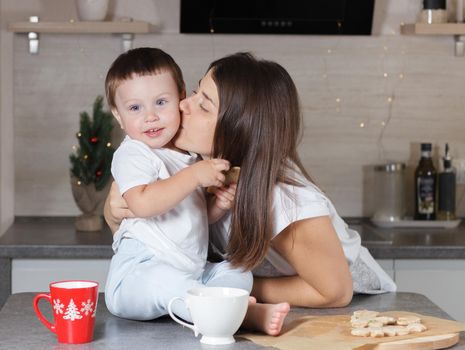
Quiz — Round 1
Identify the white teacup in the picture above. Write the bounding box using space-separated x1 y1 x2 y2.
168 287 249 345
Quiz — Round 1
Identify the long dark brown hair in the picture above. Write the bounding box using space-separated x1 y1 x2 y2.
209 52 311 271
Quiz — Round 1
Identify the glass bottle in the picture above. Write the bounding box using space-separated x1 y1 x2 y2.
420 0 447 24
414 143 437 220
437 143 456 220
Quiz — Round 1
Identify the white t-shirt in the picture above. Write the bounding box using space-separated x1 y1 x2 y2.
210 167 396 293
111 136 208 277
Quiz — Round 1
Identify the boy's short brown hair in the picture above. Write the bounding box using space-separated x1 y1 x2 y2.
105 47 185 109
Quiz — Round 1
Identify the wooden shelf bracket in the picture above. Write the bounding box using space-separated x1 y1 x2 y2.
455 35 465 56
27 16 39 54
121 32 134 52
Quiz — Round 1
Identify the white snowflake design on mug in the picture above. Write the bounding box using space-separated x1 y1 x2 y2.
80 299 94 316
53 299 65 314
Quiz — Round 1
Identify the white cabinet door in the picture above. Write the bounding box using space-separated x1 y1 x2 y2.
12 259 111 293
395 259 465 322
376 259 395 280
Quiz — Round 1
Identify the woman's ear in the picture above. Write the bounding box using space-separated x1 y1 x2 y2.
111 108 124 129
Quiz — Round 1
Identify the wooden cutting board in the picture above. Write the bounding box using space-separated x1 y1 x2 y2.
369 333 459 349
240 311 465 350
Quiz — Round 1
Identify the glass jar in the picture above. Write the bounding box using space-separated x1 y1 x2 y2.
372 163 406 222
420 0 447 24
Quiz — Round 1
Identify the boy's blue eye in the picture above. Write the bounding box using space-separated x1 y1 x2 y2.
129 105 140 112
156 98 167 106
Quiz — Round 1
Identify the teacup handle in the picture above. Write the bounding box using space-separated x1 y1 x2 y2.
33 293 56 334
167 297 198 337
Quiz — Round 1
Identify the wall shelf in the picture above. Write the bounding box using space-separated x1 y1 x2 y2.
400 23 465 56
7 19 158 54
8 20 157 34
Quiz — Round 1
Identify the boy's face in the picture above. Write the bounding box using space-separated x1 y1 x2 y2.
112 71 181 149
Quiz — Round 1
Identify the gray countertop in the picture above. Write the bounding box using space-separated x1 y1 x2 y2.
1 216 465 260
0 292 464 349
349 217 465 259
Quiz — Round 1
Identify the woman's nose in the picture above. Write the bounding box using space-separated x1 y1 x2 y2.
179 98 189 114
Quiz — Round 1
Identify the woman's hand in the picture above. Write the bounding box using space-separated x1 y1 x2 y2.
103 181 135 234
207 184 237 224
212 183 237 211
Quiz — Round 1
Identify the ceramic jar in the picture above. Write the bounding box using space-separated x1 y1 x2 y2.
75 0 110 21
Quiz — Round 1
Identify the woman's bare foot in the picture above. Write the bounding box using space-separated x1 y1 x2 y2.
242 301 290 336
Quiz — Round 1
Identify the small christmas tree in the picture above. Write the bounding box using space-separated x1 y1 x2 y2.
70 96 115 231
70 95 115 190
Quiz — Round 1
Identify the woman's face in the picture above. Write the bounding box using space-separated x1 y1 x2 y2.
174 69 219 159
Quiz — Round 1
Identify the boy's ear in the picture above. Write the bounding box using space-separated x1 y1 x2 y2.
111 108 124 129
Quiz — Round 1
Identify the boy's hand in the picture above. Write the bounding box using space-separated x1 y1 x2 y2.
207 166 240 194
212 184 237 211
191 159 230 188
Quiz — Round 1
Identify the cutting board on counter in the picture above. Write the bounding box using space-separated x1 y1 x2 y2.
240 311 465 350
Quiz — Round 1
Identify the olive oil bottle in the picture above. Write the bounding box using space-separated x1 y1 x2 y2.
414 143 436 220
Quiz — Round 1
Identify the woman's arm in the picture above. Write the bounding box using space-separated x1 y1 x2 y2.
251 216 353 308
103 181 134 234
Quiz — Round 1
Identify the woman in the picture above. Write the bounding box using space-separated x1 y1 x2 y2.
105 52 396 311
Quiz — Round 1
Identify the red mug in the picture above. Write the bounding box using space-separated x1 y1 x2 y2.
33 280 99 344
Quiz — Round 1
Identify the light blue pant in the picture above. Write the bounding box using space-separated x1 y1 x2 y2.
105 238 253 322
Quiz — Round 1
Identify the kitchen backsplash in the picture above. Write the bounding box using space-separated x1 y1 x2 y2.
4 0 465 217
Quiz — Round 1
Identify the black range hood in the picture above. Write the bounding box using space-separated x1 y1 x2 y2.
180 0 375 35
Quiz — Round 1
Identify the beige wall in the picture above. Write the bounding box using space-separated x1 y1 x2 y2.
0 0 15 234
2 0 465 218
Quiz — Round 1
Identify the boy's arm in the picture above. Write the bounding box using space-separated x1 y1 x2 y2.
207 184 237 224
124 159 229 218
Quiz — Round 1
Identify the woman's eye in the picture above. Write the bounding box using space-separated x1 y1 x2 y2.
129 105 140 112
191 90 207 111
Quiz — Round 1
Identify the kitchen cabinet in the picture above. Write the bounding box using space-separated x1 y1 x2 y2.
375 258 465 322
395 259 465 322
11 258 395 295
11 258 465 322
376 259 395 280
11 258 110 293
